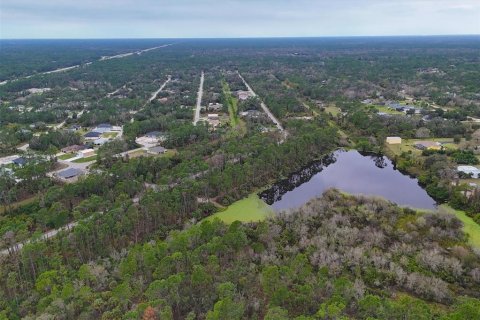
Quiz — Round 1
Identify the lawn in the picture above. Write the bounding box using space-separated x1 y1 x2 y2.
324 105 341 116
222 80 239 127
440 204 480 248
72 155 97 163
206 194 274 224
373 105 404 115
385 138 459 157
102 132 118 138
58 153 75 160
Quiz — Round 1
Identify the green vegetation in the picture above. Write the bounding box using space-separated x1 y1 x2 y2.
1 37 480 319
373 105 404 115
221 79 240 127
206 193 273 223
72 155 96 163
3 192 480 319
58 153 75 160
441 204 480 248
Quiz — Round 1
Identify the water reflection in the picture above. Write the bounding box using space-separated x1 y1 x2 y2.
259 149 436 212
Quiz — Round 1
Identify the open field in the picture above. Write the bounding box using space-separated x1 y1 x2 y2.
440 204 480 248
206 194 274 223
58 153 75 160
374 105 404 115
102 132 118 138
222 80 239 127
72 155 97 163
386 138 459 157
324 105 341 116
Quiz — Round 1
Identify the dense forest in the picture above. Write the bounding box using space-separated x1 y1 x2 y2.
1 191 480 319
1 37 480 319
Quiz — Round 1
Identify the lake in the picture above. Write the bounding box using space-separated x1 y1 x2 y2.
259 149 437 212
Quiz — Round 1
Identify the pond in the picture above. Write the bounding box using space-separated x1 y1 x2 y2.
259 149 437 212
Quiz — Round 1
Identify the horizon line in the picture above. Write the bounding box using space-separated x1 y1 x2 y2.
1 34 479 41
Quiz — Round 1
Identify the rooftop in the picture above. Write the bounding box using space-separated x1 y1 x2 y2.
84 131 102 138
57 168 83 179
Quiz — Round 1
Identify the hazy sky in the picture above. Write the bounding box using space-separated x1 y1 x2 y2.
1 0 479 39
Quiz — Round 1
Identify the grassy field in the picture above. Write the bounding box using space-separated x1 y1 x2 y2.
222 80 240 127
72 155 97 163
373 105 404 115
386 138 458 157
102 132 118 138
58 153 75 160
206 194 274 224
440 204 480 248
324 105 341 116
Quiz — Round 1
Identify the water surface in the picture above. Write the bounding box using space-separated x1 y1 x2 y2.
260 150 436 212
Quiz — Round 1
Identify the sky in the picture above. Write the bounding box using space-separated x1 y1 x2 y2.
1 0 479 39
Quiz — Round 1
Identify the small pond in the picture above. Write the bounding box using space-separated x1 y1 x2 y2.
259 149 437 212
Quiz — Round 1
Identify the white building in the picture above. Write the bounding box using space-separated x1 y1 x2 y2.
386 137 402 145
77 148 96 158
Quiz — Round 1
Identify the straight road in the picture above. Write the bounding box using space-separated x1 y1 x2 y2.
0 44 174 86
193 71 205 125
146 75 172 104
237 72 286 133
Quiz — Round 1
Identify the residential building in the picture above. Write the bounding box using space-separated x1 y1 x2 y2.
84 131 102 139
57 168 84 180
414 141 442 150
148 146 167 155
93 138 109 146
386 137 402 145
12 157 27 166
61 144 86 153
77 149 96 158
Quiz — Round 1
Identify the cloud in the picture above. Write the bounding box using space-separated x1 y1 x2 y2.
1 0 479 38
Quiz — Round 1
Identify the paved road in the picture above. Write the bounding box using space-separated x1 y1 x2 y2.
238 72 287 138
193 71 205 125
0 221 79 255
0 44 174 86
146 75 172 104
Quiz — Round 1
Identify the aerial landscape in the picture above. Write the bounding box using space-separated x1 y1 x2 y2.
1 0 480 319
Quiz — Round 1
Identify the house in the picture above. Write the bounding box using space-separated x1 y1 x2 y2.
61 144 86 153
12 157 27 166
148 146 167 155
68 125 81 132
240 110 264 119
145 131 162 138
207 114 220 128
93 138 109 146
414 141 442 150
458 166 480 179
136 131 167 148
84 131 102 139
208 103 223 111
77 148 96 158
57 168 84 180
386 137 402 145
236 90 253 101
93 123 113 133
